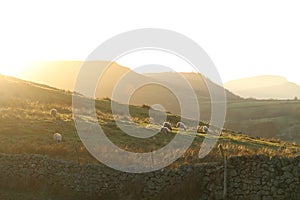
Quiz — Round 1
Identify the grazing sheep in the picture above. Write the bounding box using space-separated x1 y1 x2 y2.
163 122 172 131
53 132 62 142
160 127 170 134
50 108 57 117
203 126 208 134
176 122 187 131
197 125 209 134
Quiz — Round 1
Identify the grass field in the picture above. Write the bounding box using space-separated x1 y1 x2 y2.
1 75 299 168
225 99 300 144
1 74 300 199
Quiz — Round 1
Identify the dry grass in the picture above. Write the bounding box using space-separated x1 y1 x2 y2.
1 74 300 167
1 99 299 168
1 75 300 200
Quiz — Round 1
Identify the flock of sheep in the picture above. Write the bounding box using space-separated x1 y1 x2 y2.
160 121 209 134
50 108 209 143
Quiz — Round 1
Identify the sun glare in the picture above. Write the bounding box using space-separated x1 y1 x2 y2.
0 59 30 77
0 66 12 76
0 66 21 77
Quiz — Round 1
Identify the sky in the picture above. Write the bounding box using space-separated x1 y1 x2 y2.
0 0 300 84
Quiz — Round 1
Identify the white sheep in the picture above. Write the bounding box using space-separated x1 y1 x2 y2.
53 132 62 142
160 127 170 134
176 122 187 131
203 126 209 134
50 108 57 117
163 122 172 131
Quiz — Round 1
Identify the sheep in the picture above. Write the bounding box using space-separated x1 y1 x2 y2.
53 132 62 142
160 126 171 134
163 122 172 131
176 122 187 131
203 126 208 134
197 125 209 134
50 108 57 117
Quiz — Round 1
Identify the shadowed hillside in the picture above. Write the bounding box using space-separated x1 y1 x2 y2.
225 99 300 144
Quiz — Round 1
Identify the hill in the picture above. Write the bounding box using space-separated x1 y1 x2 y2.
2 70 300 144
145 72 239 100
16 61 240 119
0 74 299 167
224 75 300 99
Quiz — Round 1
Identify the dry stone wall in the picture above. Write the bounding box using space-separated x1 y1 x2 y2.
0 153 299 199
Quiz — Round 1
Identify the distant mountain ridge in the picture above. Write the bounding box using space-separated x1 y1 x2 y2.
224 75 300 99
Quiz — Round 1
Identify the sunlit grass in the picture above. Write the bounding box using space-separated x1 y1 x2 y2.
1 75 300 169
1 98 299 168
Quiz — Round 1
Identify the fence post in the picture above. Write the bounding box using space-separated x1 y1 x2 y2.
219 144 227 199
74 141 80 165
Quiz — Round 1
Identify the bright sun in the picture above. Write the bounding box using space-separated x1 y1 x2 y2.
0 66 21 77
0 42 35 77
0 67 18 76
0 59 29 77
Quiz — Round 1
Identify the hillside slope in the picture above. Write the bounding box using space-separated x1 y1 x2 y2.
0 74 299 166
2 74 300 144
14 61 240 119
145 72 239 100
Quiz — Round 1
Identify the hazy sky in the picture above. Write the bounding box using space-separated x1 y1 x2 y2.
0 0 300 84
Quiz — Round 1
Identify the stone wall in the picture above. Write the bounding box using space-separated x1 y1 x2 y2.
0 153 299 199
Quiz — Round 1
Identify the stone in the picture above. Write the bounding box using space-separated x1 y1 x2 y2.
231 169 238 177
0 154 299 199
